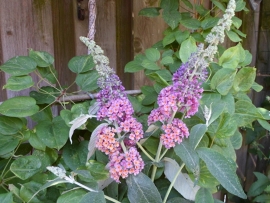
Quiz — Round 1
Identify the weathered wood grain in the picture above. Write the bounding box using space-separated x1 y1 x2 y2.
133 0 167 89
95 0 117 71
0 0 55 100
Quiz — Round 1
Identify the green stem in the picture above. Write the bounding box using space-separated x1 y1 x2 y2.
136 142 155 162
104 195 121 203
159 149 168 161
114 122 127 153
163 163 185 203
151 140 163 181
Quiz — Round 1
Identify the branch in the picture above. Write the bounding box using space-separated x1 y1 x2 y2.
56 89 142 103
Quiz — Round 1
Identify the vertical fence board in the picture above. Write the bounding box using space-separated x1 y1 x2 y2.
95 0 117 71
116 0 133 89
133 0 167 89
73 0 89 56
0 0 54 100
51 0 77 92
238 1 261 192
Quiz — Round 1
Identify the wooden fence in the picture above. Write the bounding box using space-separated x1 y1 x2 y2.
0 0 269 198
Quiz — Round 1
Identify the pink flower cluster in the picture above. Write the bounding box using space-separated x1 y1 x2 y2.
95 126 120 155
148 62 207 148
161 119 189 148
96 74 144 182
109 147 144 182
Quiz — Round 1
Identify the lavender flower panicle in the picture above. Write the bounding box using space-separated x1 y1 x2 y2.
148 0 236 149
80 37 144 182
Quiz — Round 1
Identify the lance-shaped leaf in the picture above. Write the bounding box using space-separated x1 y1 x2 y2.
174 140 200 176
87 123 108 161
163 157 200 200
69 114 92 143
126 173 162 203
189 124 208 149
197 148 247 199
195 188 214 203
79 191 106 203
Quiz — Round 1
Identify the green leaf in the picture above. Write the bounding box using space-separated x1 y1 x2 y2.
197 148 247 199
163 10 181 29
248 172 270 197
235 0 246 12
214 113 237 138
125 60 145 73
180 19 201 30
232 16 242 29
252 82 263 92
29 132 46 151
253 194 270 202
0 193 13 203
0 135 20 157
79 191 106 203
36 116 69 150
239 50 252 67
33 148 58 171
37 66 58 84
0 56 37 76
219 44 242 69
201 17 219 30
234 100 261 127
62 141 88 170
3 75 34 91
210 68 237 95
30 86 59 104
174 30 190 44
258 119 270 131
189 124 208 149
233 29 246 38
167 197 192 203
174 140 200 175
139 7 161 17
142 136 159 155
10 155 42 180
234 67 256 92
146 72 169 86
0 116 23 135
145 48 160 62
195 5 208 16
68 55 95 73
160 0 179 10
141 59 160 70
225 30 242 42
161 56 174 65
75 70 99 91
257 108 270 120
195 161 219 190
230 130 242 150
195 188 214 203
212 0 226 11
179 36 197 63
0 96 39 117
163 32 176 47
57 189 88 203
126 173 162 203
87 160 109 180
29 50 54 67
181 0 193 9
164 158 200 200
